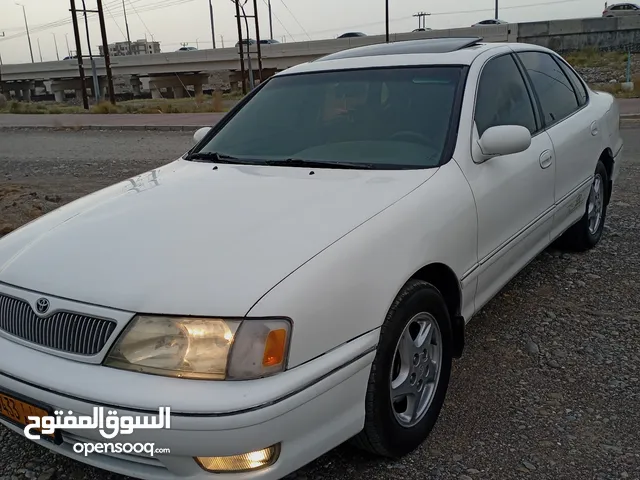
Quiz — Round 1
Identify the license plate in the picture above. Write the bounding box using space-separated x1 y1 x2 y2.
0 389 61 444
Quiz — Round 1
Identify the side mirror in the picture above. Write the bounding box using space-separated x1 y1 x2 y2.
193 127 212 144
475 125 532 162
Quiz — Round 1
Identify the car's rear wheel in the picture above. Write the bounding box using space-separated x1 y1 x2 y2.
558 160 609 252
351 279 453 458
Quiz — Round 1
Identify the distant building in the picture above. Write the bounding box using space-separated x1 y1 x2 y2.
98 39 161 57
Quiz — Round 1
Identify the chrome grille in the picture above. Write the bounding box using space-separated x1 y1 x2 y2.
0 293 116 355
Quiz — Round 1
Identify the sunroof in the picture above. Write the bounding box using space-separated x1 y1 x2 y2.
315 37 484 62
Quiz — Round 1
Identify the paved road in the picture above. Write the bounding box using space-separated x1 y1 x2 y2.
617 98 640 115
0 113 226 129
0 127 639 480
0 98 639 129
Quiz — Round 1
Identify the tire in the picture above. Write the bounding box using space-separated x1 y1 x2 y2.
351 279 453 458
558 160 609 252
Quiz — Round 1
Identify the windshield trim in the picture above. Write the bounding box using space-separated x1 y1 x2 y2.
186 64 470 169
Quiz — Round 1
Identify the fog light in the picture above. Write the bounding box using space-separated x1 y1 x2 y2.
195 444 280 473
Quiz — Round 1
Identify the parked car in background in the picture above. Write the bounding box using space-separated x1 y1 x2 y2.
413 28 433 32
235 38 257 47
337 32 367 38
602 2 640 16
0 37 623 480
260 39 281 45
472 19 508 26
176 46 198 52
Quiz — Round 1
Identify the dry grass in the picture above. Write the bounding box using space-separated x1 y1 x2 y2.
589 76 640 98
563 47 629 68
0 93 238 115
0 101 85 114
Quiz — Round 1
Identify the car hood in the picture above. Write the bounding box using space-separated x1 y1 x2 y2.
0 159 437 315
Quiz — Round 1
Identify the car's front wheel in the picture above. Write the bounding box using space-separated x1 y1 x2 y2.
352 279 453 458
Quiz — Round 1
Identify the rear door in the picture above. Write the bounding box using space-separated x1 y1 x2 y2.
514 50 602 241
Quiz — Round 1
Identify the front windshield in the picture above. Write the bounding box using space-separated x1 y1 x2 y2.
198 66 463 169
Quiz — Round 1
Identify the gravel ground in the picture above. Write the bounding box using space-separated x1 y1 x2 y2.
0 127 639 480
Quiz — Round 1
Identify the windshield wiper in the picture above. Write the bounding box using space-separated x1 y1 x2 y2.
265 158 377 169
185 151 257 164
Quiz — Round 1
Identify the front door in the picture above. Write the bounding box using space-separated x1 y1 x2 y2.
460 52 556 311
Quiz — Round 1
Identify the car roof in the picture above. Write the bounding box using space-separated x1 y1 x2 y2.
276 38 551 77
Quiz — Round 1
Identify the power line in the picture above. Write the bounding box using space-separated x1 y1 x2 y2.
0 0 195 44
432 0 584 17
284 0 586 38
260 0 295 42
278 0 311 40
0 0 587 46
127 0 154 38
103 1 128 40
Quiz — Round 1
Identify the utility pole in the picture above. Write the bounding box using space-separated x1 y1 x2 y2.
15 3 34 63
252 0 263 82
220 34 224 48
385 0 389 43
80 0 100 102
97 0 116 104
53 33 60 61
495 0 499 19
234 0 247 94
65 33 71 57
69 0 89 109
37 37 42 62
0 32 4 67
209 0 217 48
413 12 430 29
268 0 273 40
238 2 254 89
123 0 133 54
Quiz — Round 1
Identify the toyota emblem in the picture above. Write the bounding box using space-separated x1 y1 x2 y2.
35 297 50 314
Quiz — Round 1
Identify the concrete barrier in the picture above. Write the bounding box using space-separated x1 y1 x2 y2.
518 16 640 52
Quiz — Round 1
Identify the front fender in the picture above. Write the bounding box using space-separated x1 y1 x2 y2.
247 162 478 368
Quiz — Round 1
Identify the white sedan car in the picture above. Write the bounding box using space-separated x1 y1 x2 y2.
0 37 623 479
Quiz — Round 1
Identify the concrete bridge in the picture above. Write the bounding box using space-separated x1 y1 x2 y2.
1 16 639 101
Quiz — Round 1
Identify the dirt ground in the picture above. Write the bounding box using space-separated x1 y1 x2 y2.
0 127 639 480
0 129 194 238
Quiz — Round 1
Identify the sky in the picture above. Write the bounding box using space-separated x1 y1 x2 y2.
0 0 610 64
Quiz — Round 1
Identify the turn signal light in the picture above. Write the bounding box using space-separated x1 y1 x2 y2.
263 329 287 367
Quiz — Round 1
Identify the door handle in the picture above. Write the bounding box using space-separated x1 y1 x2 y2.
590 121 599 136
539 150 553 169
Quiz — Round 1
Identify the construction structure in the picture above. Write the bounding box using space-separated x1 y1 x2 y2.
99 39 161 57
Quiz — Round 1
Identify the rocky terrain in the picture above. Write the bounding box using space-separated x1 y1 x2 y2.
0 127 639 480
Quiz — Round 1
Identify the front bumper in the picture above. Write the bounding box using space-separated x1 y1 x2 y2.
0 332 377 480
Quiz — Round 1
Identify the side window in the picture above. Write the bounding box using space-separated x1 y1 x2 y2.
475 54 537 137
555 57 588 106
517 51 580 126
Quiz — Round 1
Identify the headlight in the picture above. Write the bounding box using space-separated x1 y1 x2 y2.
104 315 292 380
